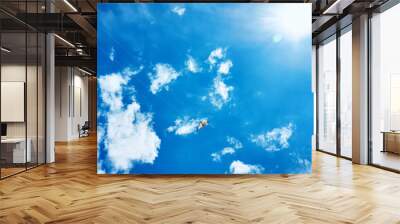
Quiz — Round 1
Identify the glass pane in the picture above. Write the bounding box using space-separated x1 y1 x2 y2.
340 29 352 158
318 37 337 154
27 31 38 169
0 1 46 178
1 31 27 177
371 4 400 171
26 0 38 168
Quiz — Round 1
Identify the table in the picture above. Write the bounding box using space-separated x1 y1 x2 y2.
1 138 31 163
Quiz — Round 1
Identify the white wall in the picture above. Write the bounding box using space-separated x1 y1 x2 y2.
55 67 89 141
72 73 89 137
55 66 69 141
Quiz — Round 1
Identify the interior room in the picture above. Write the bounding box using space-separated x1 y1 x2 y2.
0 0 400 223
0 17 46 178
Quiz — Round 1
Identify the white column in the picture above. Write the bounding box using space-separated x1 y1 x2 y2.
352 14 369 164
46 32 55 163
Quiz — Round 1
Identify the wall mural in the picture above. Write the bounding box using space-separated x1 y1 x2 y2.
97 3 313 174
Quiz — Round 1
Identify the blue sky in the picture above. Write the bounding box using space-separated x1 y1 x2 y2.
97 3 313 174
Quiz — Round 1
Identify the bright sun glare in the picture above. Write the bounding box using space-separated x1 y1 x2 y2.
262 5 311 42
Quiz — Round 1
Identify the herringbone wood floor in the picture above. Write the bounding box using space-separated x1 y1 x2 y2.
1 135 400 224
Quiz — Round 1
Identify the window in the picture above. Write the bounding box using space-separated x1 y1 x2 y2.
317 36 337 154
339 28 352 158
0 1 46 179
371 3 400 171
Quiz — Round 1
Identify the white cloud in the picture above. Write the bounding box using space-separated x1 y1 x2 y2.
185 55 201 73
109 47 115 61
99 73 126 111
211 136 243 162
98 67 143 111
123 66 144 77
226 136 243 149
149 63 181 94
208 48 226 66
298 158 311 170
211 147 235 162
97 167 106 174
264 145 280 152
97 126 104 146
210 153 220 162
222 147 235 155
229 160 264 174
209 77 234 109
250 123 294 152
218 60 233 75
98 67 160 173
106 103 160 172
205 47 235 109
214 79 232 101
171 6 186 16
167 117 206 136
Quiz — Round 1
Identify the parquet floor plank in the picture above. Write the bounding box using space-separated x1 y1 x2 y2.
1 135 400 223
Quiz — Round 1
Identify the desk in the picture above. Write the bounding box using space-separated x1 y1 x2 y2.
1 138 31 163
382 131 400 154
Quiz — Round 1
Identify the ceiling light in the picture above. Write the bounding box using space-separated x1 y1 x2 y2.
78 67 93 76
54 34 75 48
323 0 354 15
1 47 11 53
63 0 78 12
76 48 86 56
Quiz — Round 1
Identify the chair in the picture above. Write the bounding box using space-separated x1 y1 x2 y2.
79 121 90 138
